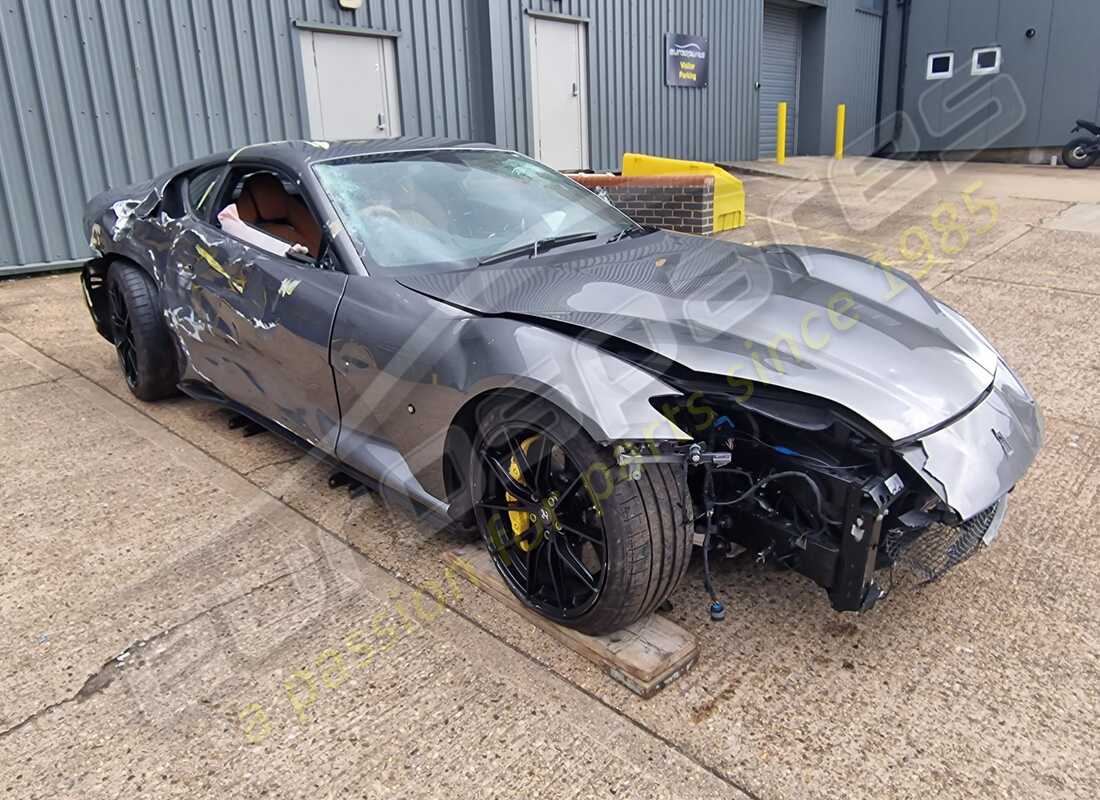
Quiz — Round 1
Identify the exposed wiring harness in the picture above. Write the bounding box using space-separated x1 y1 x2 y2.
685 446 852 621
701 464 718 606
727 429 870 473
714 469 841 525
695 465 841 621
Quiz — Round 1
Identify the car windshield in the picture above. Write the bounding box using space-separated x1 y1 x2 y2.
313 149 633 270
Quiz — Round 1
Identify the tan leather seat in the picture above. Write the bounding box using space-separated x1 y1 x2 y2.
236 173 323 257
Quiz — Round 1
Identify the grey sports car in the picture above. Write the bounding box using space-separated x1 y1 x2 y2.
80 138 1042 635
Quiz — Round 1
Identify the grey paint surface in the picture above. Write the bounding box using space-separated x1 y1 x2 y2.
881 0 1100 153
77 138 1044 622
82 140 689 514
398 241 1001 445
298 29 401 139
528 15 588 169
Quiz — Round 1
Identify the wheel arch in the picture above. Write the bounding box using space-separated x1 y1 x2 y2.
82 253 154 343
441 385 607 523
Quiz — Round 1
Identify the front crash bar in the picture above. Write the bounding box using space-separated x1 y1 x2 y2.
614 442 731 480
828 475 904 612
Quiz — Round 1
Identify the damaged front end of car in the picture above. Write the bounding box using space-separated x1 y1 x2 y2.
613 359 1041 614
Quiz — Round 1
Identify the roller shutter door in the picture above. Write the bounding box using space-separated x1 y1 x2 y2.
758 3 802 158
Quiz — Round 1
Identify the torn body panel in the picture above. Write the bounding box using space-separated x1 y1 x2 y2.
899 362 1043 520
163 223 346 451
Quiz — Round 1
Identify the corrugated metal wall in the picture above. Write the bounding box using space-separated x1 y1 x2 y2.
796 0 882 157
487 0 762 171
834 5 882 155
0 0 884 272
0 0 479 271
884 0 1100 153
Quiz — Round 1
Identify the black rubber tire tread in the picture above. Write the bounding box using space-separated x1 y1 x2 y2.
471 395 692 636
107 262 178 401
1061 137 1098 169
601 459 692 634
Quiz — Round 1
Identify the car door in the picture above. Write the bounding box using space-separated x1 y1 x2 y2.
173 168 347 454
329 274 459 512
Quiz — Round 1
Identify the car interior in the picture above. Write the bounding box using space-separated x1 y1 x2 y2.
217 170 324 258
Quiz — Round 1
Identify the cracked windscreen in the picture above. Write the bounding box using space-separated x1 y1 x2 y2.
314 149 632 270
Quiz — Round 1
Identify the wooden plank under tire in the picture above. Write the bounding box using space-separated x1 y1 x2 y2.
444 543 698 698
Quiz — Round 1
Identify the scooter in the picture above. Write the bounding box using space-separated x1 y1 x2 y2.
1062 119 1100 169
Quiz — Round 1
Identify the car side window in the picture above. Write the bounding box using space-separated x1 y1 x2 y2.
188 166 225 218
214 168 328 264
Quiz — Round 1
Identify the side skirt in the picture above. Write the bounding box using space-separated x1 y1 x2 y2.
177 380 455 525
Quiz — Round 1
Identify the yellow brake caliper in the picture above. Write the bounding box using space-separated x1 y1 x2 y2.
507 435 540 551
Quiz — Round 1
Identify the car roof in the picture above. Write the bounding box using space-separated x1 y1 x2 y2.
218 136 502 169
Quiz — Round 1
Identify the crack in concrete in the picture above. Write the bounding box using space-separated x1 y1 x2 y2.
0 378 58 395
956 272 1100 298
1036 200 1079 228
244 454 307 476
936 226 1035 289
0 555 324 742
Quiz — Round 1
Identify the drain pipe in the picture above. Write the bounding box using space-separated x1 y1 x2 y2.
874 0 912 156
872 0 890 152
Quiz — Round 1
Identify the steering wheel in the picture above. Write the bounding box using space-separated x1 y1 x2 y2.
361 205 402 223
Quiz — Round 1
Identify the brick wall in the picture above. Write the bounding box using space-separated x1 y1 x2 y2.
570 174 715 235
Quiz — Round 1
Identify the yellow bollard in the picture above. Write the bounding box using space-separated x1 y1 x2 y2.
776 102 787 165
834 103 846 160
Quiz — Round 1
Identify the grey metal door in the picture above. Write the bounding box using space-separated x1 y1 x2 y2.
759 3 802 158
529 16 589 170
299 30 401 139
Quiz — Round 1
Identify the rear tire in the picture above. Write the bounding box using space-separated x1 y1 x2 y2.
468 395 691 635
1062 137 1098 169
107 262 178 401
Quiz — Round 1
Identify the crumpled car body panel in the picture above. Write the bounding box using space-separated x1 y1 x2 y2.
899 362 1043 520
396 239 1002 444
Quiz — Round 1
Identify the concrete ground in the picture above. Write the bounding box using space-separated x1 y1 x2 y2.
1 160 1097 799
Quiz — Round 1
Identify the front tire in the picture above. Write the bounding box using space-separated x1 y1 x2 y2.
468 395 691 635
107 263 178 401
1062 137 1098 169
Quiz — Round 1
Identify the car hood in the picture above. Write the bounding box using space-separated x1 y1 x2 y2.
397 234 999 442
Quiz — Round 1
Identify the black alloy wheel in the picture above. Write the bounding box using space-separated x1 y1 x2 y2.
109 279 139 389
473 421 609 622
105 263 179 401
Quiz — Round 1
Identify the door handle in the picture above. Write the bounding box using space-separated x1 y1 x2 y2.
571 81 578 97
377 112 386 130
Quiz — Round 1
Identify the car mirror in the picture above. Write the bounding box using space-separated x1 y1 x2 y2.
314 233 344 272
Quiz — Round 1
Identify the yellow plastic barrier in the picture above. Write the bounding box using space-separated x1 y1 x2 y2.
621 152 745 233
